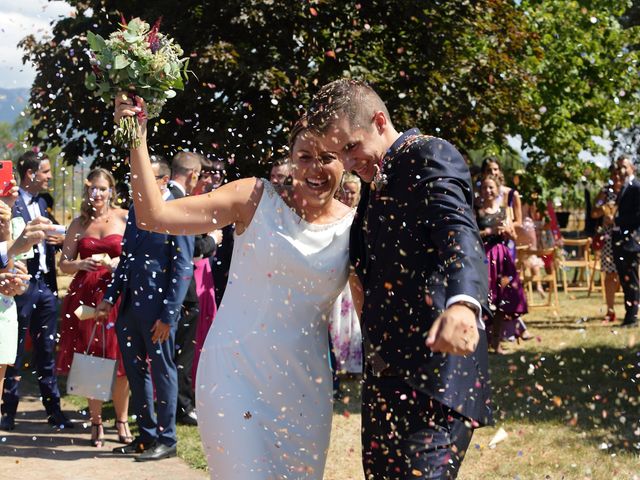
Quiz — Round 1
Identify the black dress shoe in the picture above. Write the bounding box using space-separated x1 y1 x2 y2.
47 411 74 429
178 410 198 426
134 442 177 462
112 438 149 454
0 414 15 431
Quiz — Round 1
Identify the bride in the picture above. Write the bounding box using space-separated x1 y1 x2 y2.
114 94 361 478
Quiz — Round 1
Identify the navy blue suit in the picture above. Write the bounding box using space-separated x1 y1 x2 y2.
351 130 491 478
613 177 640 324
105 196 194 447
2 192 61 417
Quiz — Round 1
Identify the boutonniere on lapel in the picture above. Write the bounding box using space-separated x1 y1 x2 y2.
371 164 388 192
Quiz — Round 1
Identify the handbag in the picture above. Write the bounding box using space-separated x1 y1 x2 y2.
66 321 117 401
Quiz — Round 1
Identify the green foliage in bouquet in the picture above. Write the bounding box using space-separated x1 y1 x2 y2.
85 17 188 148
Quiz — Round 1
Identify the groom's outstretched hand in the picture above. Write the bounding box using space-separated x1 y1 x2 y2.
426 304 479 356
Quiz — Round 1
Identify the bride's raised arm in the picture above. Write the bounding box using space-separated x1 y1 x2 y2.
115 93 260 236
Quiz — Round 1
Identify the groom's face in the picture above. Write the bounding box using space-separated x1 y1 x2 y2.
322 117 384 183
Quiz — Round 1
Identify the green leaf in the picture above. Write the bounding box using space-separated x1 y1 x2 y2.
86 31 106 52
84 72 97 91
173 75 184 91
122 31 140 44
114 55 130 70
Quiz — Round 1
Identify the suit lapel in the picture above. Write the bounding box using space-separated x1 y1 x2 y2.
14 194 31 223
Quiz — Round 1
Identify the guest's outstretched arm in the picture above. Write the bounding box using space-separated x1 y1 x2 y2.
115 93 261 236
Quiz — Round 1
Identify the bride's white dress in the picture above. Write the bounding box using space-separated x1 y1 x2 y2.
196 180 354 479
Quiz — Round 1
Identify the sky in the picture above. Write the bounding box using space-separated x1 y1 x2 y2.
0 0 72 89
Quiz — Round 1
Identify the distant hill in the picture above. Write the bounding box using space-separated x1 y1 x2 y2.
0 88 29 124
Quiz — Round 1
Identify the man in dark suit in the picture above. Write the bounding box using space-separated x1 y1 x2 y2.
167 151 217 426
96 156 194 461
613 154 640 328
0 151 71 431
201 158 234 308
308 79 491 479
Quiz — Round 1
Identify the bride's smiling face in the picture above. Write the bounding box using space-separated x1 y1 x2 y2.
290 130 344 208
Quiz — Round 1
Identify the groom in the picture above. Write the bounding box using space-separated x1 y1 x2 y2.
307 79 492 479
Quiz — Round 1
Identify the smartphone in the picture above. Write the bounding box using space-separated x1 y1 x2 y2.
50 224 67 235
0 161 13 197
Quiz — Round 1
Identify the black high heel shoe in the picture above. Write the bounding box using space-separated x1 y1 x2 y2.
90 423 104 448
115 420 133 444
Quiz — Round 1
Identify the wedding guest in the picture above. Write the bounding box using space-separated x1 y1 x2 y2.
96 156 194 461
1 151 72 431
206 159 233 308
190 156 222 383
57 168 131 447
209 158 227 191
476 175 528 354
0 188 57 405
269 156 291 185
481 158 523 255
612 154 640 327
329 173 363 376
483 162 533 340
591 166 623 322
0 262 29 403
191 157 217 195
517 201 547 299
339 172 361 207
168 151 218 426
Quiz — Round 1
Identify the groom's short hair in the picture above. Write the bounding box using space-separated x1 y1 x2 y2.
306 78 393 133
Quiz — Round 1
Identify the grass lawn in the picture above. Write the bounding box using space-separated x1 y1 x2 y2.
62 291 640 479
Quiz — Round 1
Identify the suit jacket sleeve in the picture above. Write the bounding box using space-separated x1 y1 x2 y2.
104 207 134 303
411 138 489 308
160 233 195 325
618 182 640 231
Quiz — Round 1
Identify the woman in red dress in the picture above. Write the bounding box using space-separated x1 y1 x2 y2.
56 168 130 447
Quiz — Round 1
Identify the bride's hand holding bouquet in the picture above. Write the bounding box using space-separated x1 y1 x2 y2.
114 93 147 147
86 17 188 149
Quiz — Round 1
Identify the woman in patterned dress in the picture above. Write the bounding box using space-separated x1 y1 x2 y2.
592 167 623 322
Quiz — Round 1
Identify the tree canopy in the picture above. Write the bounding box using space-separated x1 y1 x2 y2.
18 0 640 201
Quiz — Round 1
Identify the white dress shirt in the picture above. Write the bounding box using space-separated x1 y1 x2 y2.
19 188 48 274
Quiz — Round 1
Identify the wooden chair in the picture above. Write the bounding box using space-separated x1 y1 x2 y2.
587 249 606 301
516 246 560 309
558 237 592 293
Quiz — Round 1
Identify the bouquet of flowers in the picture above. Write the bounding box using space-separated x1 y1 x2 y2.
85 17 188 148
